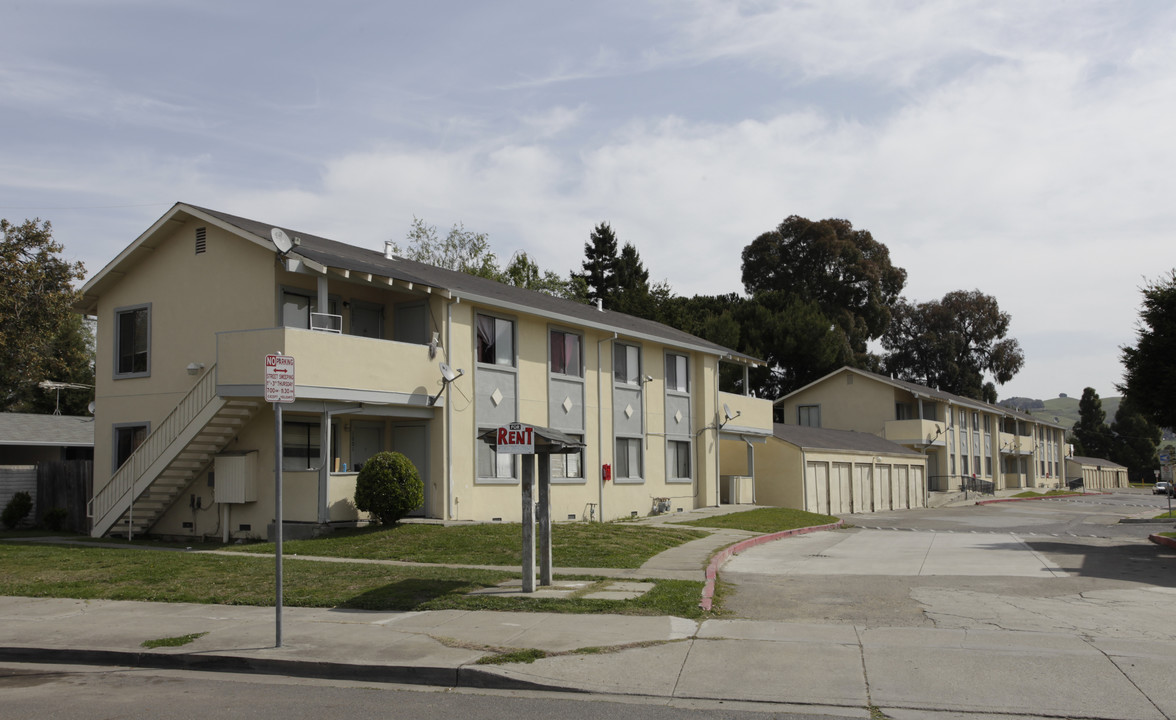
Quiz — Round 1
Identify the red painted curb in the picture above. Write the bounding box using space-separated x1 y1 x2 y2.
1148 533 1176 550
699 520 844 611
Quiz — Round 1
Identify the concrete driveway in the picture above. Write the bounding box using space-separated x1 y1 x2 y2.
720 490 1176 640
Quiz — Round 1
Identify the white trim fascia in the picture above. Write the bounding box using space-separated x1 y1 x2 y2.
217 384 438 411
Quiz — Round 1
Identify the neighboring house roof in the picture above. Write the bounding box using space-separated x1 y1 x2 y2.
772 423 920 457
1069 455 1127 469
776 366 1067 430
0 413 94 448
79 203 760 364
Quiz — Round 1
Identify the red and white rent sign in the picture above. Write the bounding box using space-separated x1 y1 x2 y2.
264 354 295 403
496 423 534 454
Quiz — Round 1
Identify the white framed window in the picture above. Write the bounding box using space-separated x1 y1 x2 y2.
476 314 514 367
550 330 582 377
665 353 688 393
798 405 821 427
551 435 584 483
615 437 643 480
667 440 691 482
114 304 150 378
477 429 516 481
614 343 640 385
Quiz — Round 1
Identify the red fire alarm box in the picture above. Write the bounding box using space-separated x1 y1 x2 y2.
602 463 612 482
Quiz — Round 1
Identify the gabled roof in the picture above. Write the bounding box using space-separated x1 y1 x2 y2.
80 203 759 363
1069 455 1126 469
0 413 94 447
776 366 1066 430
772 423 920 456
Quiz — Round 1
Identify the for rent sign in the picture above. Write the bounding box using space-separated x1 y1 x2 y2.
496 423 535 454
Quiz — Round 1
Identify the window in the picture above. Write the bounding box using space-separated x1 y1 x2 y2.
668 440 691 481
896 403 913 420
113 423 148 471
666 354 688 392
797 405 821 428
282 289 312 328
283 419 321 471
552 435 583 481
477 315 514 366
550 330 582 377
615 437 642 479
983 415 992 433
986 457 993 476
477 430 516 479
114 304 150 378
958 409 967 429
961 454 969 475
614 344 640 385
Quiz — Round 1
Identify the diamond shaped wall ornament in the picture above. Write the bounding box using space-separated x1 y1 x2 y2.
675 410 683 424
562 396 574 414
491 388 504 407
625 404 634 419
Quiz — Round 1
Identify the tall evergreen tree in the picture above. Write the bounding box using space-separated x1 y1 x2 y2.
576 223 620 305
1109 398 1161 483
1071 387 1113 459
1119 269 1176 431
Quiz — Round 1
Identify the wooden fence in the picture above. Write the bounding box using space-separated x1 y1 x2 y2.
36 460 92 533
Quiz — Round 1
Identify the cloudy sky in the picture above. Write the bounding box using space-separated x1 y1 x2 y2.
3 1 1173 402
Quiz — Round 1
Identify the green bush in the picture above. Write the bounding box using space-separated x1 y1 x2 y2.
353 452 424 525
42 507 69 532
2 491 33 530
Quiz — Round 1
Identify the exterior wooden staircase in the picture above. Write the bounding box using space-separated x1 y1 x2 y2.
89 365 262 538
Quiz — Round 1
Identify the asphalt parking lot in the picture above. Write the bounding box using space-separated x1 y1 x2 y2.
720 489 1176 639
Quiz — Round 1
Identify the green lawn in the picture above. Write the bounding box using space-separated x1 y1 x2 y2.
0 542 708 618
670 507 838 533
1012 490 1078 498
225 522 707 569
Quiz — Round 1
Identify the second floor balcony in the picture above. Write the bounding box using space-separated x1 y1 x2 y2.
883 419 946 448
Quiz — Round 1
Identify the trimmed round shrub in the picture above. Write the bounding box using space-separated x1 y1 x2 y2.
2 491 33 530
353 451 424 525
42 507 69 532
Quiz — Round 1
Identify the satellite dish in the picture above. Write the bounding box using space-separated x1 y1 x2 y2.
723 403 734 421
87 401 95 415
271 228 293 254
439 362 457 382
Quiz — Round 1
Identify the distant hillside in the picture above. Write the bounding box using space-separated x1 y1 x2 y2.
1013 395 1122 430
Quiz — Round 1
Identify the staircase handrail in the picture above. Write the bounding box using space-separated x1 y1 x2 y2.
89 365 219 524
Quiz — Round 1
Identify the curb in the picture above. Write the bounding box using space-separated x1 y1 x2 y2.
0 645 572 693
698 521 844 611
1148 534 1176 551
975 492 1095 505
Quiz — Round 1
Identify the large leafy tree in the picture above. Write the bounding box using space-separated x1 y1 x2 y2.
735 216 905 397
881 289 1025 402
391 217 501 280
0 218 92 414
1071 387 1113 459
1109 398 1161 483
500 251 570 297
1119 270 1176 431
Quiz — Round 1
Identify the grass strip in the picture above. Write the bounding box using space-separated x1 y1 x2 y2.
223 522 707 569
0 543 708 617
670 507 838 533
142 632 207 648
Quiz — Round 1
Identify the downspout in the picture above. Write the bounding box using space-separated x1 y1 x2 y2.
714 357 723 508
597 332 617 522
446 297 459 520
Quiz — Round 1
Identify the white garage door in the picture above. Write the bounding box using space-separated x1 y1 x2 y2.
855 465 873 513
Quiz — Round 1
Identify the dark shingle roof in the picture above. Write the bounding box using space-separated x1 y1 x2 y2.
772 423 919 456
0 413 94 447
192 205 756 362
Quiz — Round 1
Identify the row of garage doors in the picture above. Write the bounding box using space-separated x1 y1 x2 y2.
805 461 925 515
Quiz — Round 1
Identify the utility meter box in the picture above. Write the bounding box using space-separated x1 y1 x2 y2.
215 451 258 504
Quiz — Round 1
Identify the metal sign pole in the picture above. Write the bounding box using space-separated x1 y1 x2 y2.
275 400 283 648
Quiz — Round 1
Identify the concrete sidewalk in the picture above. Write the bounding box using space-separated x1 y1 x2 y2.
3 595 1176 719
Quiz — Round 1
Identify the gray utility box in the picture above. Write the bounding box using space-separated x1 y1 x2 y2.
215 451 258 504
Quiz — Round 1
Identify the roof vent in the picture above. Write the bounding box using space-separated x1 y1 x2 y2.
595 298 603 312
384 240 396 260
195 227 207 254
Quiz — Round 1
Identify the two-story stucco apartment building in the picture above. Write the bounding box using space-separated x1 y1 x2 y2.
775 367 1069 496
77 204 772 539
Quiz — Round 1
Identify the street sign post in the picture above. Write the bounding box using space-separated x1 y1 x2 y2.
265 354 294 648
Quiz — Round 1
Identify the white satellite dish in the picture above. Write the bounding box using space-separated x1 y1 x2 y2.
723 403 734 421
271 228 293 254
439 362 457 382
431 363 465 406
87 401 95 415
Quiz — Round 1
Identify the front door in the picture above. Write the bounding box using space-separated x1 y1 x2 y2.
350 421 383 473
392 424 428 516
